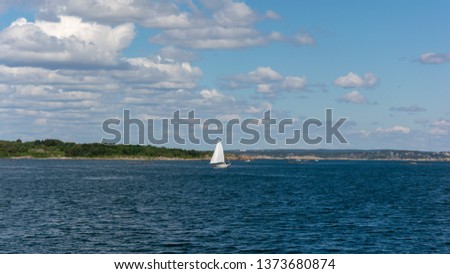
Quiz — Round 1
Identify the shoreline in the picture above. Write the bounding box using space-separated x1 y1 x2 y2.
5 156 210 161
3 156 450 162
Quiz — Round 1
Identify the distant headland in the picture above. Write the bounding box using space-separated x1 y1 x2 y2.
0 139 209 160
1 139 449 161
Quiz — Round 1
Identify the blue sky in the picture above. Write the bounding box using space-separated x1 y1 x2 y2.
0 0 449 151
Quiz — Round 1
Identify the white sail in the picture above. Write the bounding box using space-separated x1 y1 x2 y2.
210 141 225 164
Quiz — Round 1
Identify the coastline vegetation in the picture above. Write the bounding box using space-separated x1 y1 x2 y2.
0 139 448 161
0 139 210 159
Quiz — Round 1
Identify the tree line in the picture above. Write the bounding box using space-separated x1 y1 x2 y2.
0 139 209 159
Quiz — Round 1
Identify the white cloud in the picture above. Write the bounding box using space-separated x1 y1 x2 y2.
0 65 117 91
158 46 196 62
243 102 272 113
0 52 205 139
216 114 240 121
337 91 369 104
34 118 48 125
334 72 379 88
0 54 203 92
281 76 307 90
14 85 100 101
248 67 283 82
213 1 256 27
40 0 193 29
0 84 11 94
0 0 320 142
200 88 226 101
292 32 315 46
150 1 311 49
430 128 448 135
419 52 450 64
265 10 280 20
267 31 284 41
150 26 267 49
256 84 272 93
128 0 271 49
123 57 202 89
432 119 450 127
265 31 317 46
0 16 134 68
35 0 310 50
227 66 308 94
376 126 411 134
0 84 101 111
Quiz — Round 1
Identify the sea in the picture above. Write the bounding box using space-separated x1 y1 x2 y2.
0 159 449 253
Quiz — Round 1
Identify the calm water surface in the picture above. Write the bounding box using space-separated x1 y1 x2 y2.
0 159 449 253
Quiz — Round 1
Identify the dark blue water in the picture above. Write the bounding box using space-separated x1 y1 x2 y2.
0 159 449 253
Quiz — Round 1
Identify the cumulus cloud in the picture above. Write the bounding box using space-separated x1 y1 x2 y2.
281 76 307 90
337 91 369 104
122 57 202 90
248 67 283 82
0 84 101 112
39 0 193 28
267 31 284 41
432 119 450 127
256 84 273 93
213 1 256 27
419 52 450 64
390 105 427 112
30 0 313 50
150 1 312 49
430 128 448 135
0 16 134 68
34 118 48 126
225 66 307 94
198 88 236 106
200 88 224 99
375 126 411 134
334 72 379 88
43 0 263 49
265 10 280 20
150 26 267 49
0 0 320 141
0 61 271 140
292 32 315 46
122 86 260 121
158 46 196 62
0 53 205 137
243 101 273 114
0 55 202 92
266 31 316 46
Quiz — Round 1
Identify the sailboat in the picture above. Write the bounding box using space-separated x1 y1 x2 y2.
210 141 230 168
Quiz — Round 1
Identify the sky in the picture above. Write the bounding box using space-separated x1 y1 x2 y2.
0 0 449 151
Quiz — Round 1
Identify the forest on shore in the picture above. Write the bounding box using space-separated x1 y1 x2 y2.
0 139 210 159
1 139 448 161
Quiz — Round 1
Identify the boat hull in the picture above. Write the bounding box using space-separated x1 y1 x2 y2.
211 163 231 169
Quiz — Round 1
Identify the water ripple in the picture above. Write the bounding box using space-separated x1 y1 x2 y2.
0 159 449 253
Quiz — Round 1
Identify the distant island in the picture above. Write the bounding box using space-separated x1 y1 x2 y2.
1 139 449 161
